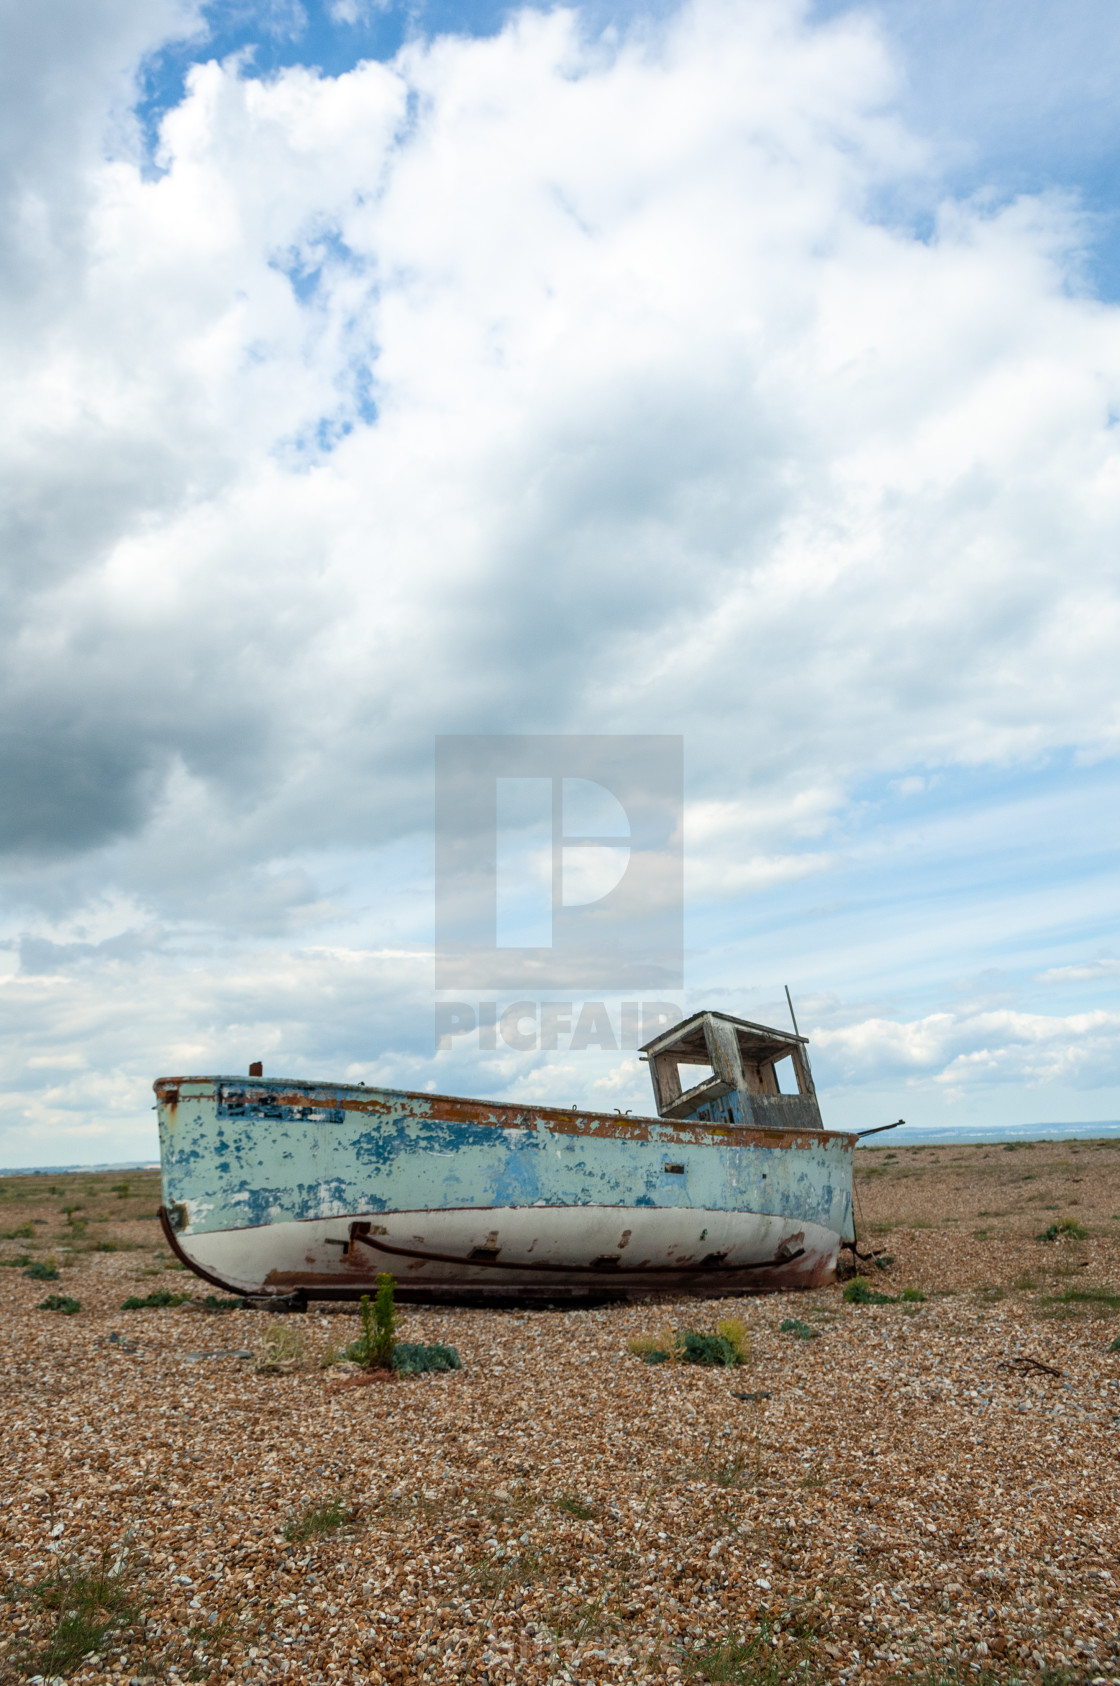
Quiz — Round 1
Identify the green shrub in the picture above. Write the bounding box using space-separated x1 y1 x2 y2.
680 1331 743 1366
1 1223 34 1240
1108 1334 1120 1353
391 1341 461 1374
0 1252 32 1268
120 1290 193 1310
23 1259 60 1282
779 1317 817 1339
1037 1218 1088 1242
843 1276 896 1305
38 1295 81 1314
901 1286 927 1302
347 1273 398 1369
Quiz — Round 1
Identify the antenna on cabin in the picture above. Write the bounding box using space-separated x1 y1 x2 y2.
784 984 801 1040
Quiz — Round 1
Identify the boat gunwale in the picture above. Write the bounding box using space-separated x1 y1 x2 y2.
153 1074 857 1152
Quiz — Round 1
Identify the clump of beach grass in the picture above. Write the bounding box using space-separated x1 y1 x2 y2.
282 1497 359 1542
13 1548 139 1677
627 1315 750 1367
256 1323 306 1373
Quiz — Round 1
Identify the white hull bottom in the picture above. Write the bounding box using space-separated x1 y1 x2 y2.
164 1204 841 1301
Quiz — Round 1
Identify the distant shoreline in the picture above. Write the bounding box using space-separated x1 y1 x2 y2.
0 1160 160 1175
3 1122 1120 1172
855 1121 1120 1147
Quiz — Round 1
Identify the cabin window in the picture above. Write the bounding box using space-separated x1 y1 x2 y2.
677 1062 714 1094
772 1056 799 1095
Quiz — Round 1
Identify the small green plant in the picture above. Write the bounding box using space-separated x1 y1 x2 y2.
1037 1218 1088 1242
347 1273 398 1369
1 1223 34 1240
23 1259 60 1282
194 1294 244 1311
38 1294 81 1314
900 1286 926 1302
0 1252 32 1268
111 1182 131 1199
391 1340 461 1373
557 1494 594 1519
1109 1334 1120 1352
120 1289 193 1310
282 1498 358 1542
16 1549 139 1676
779 1317 817 1339
843 1276 896 1305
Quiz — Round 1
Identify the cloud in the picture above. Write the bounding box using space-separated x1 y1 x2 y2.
1036 957 1120 983
3 0 1120 1153
812 1006 1120 1093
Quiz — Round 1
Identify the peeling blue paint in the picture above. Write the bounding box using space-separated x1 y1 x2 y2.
157 1076 855 1244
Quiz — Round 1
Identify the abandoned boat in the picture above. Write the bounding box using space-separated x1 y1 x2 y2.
155 1009 872 1303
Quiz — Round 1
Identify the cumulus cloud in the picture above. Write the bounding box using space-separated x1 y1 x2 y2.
813 1006 1120 1094
2 0 1120 1156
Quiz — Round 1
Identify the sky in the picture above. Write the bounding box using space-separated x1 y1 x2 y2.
3 0 1120 1165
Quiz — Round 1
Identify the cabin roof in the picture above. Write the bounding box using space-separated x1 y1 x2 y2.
639 1008 807 1064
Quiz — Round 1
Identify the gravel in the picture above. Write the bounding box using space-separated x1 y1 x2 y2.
1 1140 1119 1684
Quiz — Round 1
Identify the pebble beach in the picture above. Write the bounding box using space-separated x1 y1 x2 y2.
2 1138 1119 1685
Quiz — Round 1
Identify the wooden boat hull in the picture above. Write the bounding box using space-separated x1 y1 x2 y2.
155 1076 856 1302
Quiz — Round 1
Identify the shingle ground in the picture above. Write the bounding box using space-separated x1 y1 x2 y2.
1 1138 1118 1684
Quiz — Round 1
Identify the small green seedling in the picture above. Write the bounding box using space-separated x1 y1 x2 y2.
900 1287 927 1302
779 1317 817 1339
23 1260 60 1282
1037 1218 1089 1242
38 1295 81 1314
